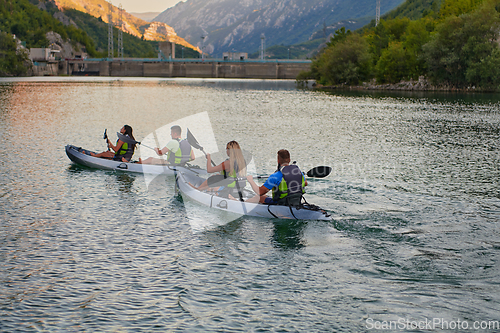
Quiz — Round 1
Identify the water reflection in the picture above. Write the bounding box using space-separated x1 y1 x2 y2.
271 220 307 250
67 163 94 174
319 88 500 104
2 78 500 331
115 173 135 194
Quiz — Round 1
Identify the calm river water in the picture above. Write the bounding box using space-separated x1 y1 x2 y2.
1 77 499 332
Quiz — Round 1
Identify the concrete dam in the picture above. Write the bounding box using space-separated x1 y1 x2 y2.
59 59 312 79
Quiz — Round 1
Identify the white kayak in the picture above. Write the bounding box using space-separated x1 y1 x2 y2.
65 144 207 176
176 171 331 221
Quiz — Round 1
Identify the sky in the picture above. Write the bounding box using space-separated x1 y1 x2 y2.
117 0 184 13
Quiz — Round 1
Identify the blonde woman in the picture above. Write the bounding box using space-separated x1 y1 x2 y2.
194 140 247 198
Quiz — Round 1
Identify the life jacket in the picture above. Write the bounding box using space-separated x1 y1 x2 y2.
167 139 193 165
222 159 247 189
272 164 306 205
114 137 135 161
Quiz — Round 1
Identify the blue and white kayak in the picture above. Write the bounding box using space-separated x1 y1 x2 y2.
175 171 331 221
65 144 207 176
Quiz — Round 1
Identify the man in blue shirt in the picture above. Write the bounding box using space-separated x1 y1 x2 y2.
247 149 307 205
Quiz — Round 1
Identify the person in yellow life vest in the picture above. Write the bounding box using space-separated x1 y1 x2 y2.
246 149 307 206
191 140 247 198
138 125 195 165
90 125 136 162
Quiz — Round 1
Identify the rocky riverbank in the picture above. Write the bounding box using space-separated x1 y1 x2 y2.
314 76 485 92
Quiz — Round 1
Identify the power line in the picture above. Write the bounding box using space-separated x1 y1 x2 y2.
108 0 113 59
117 4 123 59
376 0 380 26
260 33 265 61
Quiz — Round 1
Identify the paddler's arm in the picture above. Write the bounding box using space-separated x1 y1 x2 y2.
156 146 168 156
247 176 270 196
157 140 179 156
108 139 124 153
190 149 195 161
206 154 225 173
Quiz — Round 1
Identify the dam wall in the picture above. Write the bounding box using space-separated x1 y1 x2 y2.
61 59 311 79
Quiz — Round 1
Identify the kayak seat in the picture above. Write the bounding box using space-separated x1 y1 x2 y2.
77 147 93 156
276 193 303 207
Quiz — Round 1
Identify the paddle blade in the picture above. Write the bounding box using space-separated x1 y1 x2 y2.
117 132 139 145
186 128 203 150
307 166 332 178
206 174 233 187
103 129 108 140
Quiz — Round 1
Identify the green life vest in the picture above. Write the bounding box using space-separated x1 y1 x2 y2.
116 141 128 156
222 159 246 189
167 139 192 165
114 139 135 161
272 165 306 202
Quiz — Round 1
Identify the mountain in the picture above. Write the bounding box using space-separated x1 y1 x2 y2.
60 8 200 58
153 0 406 57
129 12 161 22
51 0 199 51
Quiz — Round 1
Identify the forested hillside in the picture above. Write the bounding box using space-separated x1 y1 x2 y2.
50 0 198 51
1 0 96 51
252 0 441 59
62 10 200 59
302 0 500 91
0 0 199 76
155 0 406 57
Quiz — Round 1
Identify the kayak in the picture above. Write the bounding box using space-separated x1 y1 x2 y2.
175 171 331 221
65 144 207 176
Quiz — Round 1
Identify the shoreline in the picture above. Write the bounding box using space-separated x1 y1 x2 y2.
312 76 495 93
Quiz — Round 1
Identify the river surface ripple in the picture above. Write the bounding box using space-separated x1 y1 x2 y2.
0 78 499 332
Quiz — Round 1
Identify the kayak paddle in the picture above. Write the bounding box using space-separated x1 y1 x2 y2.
306 166 332 178
207 166 332 187
187 128 216 166
253 166 332 180
103 129 110 151
116 132 156 151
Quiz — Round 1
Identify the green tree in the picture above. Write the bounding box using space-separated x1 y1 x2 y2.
315 33 372 85
404 19 434 71
465 48 500 90
372 17 433 83
439 0 484 17
375 41 411 83
326 27 351 47
0 32 30 76
365 18 411 62
423 0 500 88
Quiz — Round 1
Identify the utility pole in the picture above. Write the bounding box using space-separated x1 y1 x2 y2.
201 35 206 60
117 4 124 59
376 0 381 26
107 0 113 59
260 33 265 61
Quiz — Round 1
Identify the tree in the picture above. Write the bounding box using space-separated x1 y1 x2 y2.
439 0 484 17
326 27 351 47
465 48 500 90
375 41 411 83
365 18 411 62
315 33 372 85
402 18 434 76
0 32 30 76
423 0 500 88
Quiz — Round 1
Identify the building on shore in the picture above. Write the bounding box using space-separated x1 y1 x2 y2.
29 48 60 76
222 52 248 61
